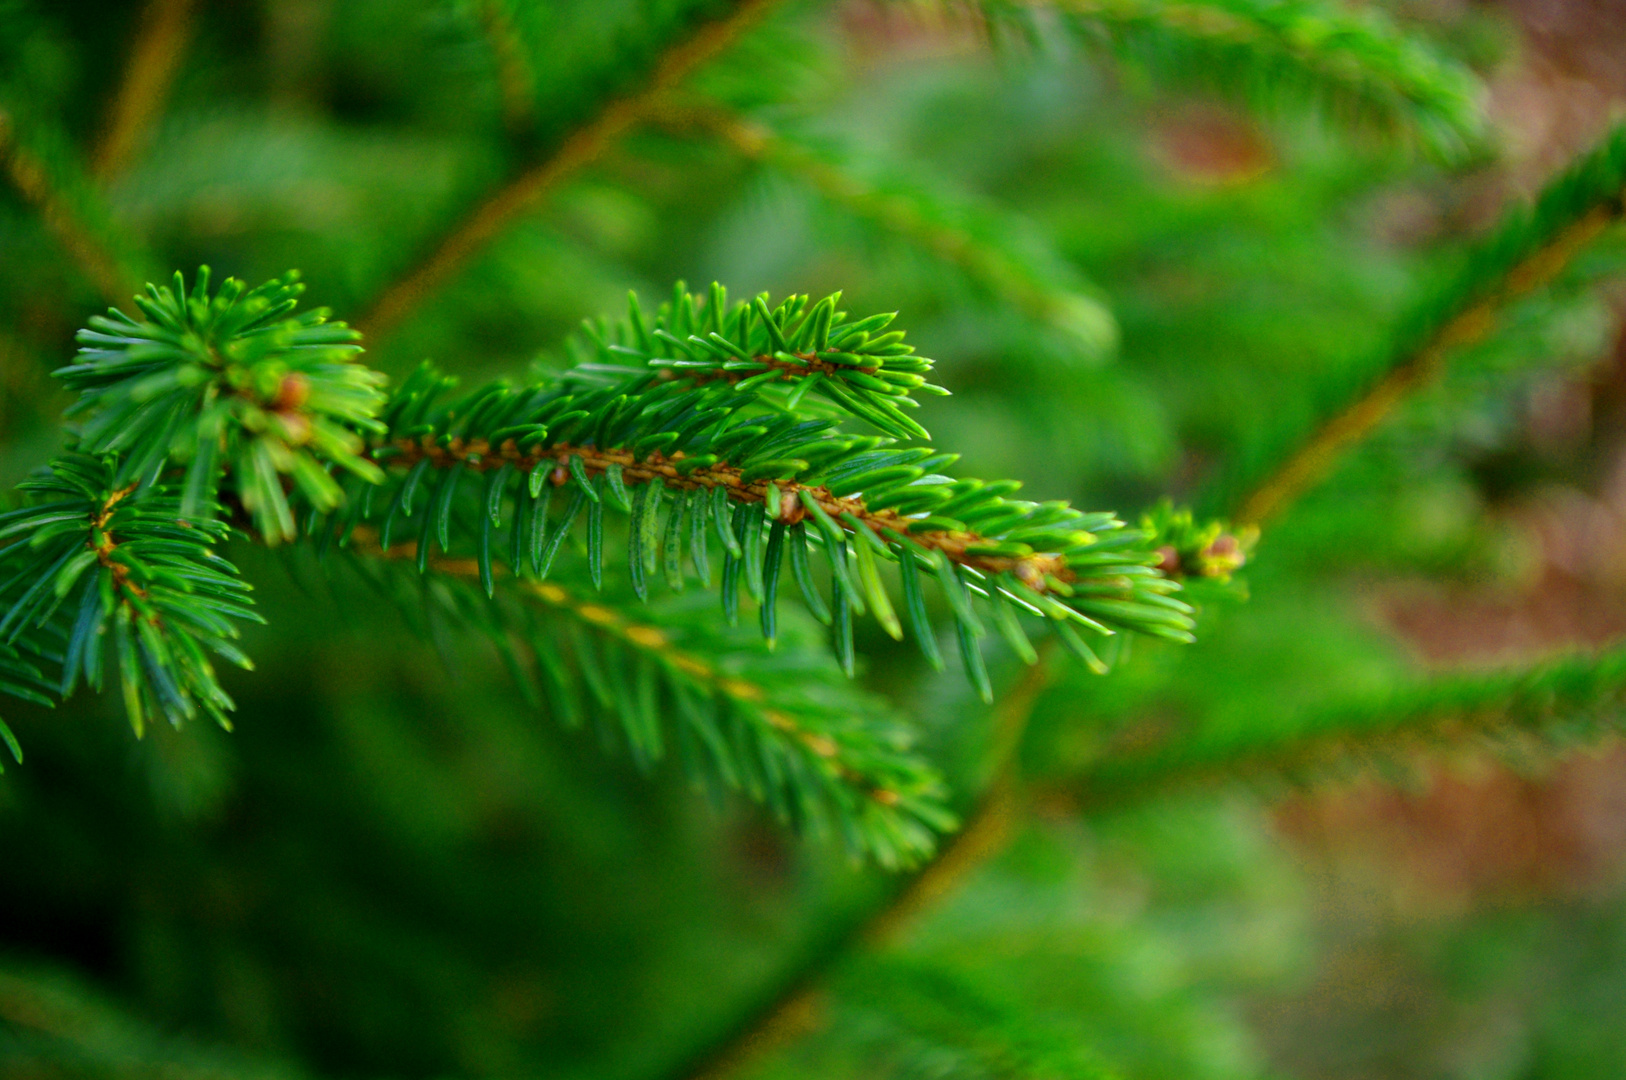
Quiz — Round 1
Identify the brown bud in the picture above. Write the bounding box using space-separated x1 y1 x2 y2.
1155 545 1181 574
273 372 310 411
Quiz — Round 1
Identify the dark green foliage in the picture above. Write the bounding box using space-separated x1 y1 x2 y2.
0 453 258 736
1 275 1191 862
10 0 1626 1077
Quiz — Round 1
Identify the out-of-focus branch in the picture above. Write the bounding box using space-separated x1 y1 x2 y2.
93 0 197 181
1237 207 1616 526
1236 123 1626 527
477 0 535 137
658 101 1118 357
0 112 136 305
667 643 1056 1080
356 0 777 342
1062 642 1626 807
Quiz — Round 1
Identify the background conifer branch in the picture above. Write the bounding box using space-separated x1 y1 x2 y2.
356 0 778 342
665 652 1053 1080
979 0 1486 158
659 101 1119 360
91 0 197 181
1234 121 1626 527
474 0 536 139
0 112 139 305
1068 643 1626 803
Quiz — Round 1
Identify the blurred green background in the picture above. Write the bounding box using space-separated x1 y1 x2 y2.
4 1 1626 1078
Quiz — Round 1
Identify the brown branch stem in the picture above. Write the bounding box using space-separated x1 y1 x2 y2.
89 484 143 598
0 113 136 306
1237 201 1623 527
93 0 197 181
345 527 905 807
356 0 777 341
382 434 1071 588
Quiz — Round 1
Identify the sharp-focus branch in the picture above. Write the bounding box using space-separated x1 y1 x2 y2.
387 434 1074 590
92 0 197 181
356 0 777 341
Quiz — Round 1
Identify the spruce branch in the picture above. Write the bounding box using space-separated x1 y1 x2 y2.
336 287 1193 702
58 268 389 542
1070 642 1626 803
356 0 778 341
665 651 1053 1080
0 276 1190 871
978 0 1485 158
348 527 955 868
91 0 197 181
0 454 260 739
1234 121 1626 527
660 101 1119 360
473 0 536 138
6 271 1183 868
0 110 139 305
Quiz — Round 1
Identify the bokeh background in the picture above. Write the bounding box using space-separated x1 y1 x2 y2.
4 0 1626 1077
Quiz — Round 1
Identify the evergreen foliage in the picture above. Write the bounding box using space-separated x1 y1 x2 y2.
977 0 1487 159
1076 641 1626 799
6 0 1626 1078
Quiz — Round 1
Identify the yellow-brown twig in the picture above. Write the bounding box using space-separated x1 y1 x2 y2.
345 527 907 807
0 112 135 305
92 0 197 180
356 0 777 342
1237 202 1623 527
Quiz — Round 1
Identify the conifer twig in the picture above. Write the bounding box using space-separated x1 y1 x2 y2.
1236 125 1626 527
0 112 136 305
349 527 926 814
356 0 777 341
659 101 1118 355
476 0 535 137
667 646 1055 1080
988 0 1485 158
1069 642 1626 803
92 0 197 181
387 434 1075 589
